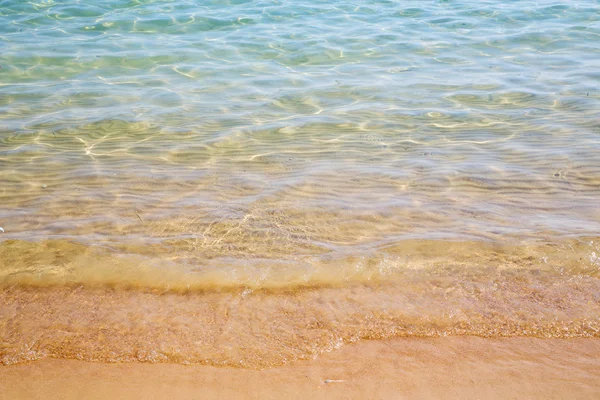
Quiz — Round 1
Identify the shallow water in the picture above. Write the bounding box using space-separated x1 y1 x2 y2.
1 0 600 366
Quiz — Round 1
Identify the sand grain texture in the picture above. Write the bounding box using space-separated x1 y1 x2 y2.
2 337 599 400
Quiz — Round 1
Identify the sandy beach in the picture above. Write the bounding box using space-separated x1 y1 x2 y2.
2 337 600 400
2 1 600 399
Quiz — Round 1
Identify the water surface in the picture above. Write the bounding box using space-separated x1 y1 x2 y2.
1 0 600 366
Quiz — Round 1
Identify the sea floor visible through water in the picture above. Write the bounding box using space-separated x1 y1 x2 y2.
1 237 600 367
1 0 600 394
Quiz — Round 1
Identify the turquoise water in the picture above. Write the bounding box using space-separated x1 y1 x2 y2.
1 0 600 263
2 1 599 131
2 0 600 367
0 1 600 242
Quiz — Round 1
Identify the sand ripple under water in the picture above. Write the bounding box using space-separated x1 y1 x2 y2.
1 0 600 368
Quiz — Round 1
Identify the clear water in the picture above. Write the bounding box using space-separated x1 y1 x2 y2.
1 0 600 366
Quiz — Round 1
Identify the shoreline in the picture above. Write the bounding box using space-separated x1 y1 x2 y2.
3 282 600 367
2 337 600 400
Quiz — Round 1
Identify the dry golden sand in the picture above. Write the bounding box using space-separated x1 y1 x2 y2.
2 337 599 400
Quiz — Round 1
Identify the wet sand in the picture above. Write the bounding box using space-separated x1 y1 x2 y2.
2 337 599 400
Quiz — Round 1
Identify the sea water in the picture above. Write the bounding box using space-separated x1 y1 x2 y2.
1 0 600 366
